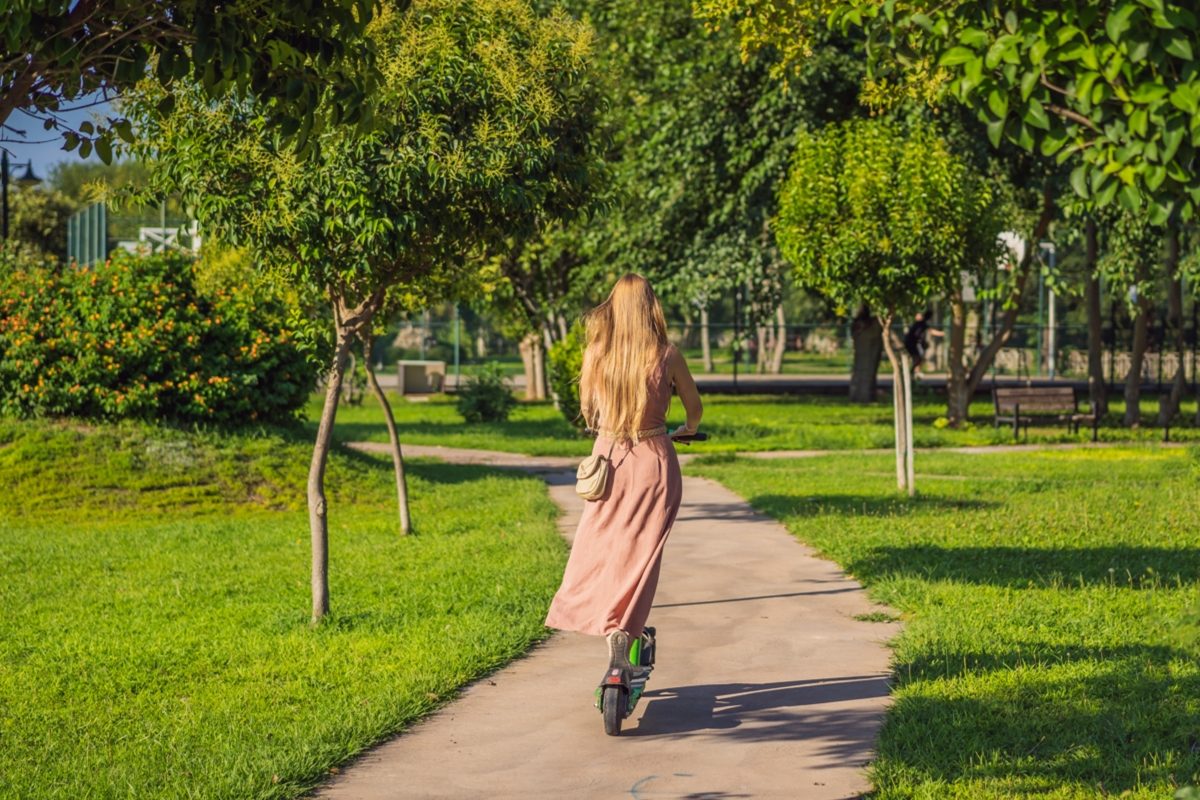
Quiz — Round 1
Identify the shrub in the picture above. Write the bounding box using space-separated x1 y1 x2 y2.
547 322 585 427
0 247 316 425
455 363 517 423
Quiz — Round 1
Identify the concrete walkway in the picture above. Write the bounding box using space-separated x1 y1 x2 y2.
317 445 898 800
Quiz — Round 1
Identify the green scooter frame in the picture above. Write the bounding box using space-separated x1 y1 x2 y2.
595 627 656 736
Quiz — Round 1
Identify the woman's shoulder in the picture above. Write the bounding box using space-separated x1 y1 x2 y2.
662 344 687 375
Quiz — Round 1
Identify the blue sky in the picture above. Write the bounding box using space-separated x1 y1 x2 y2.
2 93 111 181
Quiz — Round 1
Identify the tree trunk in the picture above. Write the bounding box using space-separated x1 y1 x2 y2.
519 334 545 400
901 349 915 497
1084 218 1108 417
769 305 786 374
532 336 546 400
880 311 908 493
363 336 411 535
308 293 381 624
341 351 356 403
965 183 1057 397
1160 226 1185 426
849 306 882 403
1124 297 1152 427
308 328 352 624
755 323 768 373
700 306 713 373
946 293 970 426
680 308 694 349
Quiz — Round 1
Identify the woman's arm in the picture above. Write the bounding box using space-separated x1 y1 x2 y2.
666 345 702 435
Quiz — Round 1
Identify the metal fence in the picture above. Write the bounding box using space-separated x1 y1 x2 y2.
375 319 1200 391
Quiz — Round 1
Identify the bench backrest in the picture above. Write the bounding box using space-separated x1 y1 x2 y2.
993 386 1077 413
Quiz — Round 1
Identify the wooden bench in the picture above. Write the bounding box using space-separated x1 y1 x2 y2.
993 386 1099 442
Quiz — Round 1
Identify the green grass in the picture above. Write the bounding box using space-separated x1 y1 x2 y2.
318 390 1200 457
0 419 566 799
687 447 1200 799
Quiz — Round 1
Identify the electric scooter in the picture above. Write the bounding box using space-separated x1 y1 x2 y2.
594 430 707 736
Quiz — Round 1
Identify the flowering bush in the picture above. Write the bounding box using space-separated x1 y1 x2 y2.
0 247 315 425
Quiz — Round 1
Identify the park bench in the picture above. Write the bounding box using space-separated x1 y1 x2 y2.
992 386 1099 442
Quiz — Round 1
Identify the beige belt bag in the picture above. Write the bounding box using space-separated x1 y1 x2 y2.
575 448 613 501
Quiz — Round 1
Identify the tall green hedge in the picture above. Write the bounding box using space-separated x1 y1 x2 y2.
0 247 315 425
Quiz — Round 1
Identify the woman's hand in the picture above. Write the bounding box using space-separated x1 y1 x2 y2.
669 425 697 439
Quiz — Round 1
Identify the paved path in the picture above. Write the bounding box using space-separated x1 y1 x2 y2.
318 446 898 800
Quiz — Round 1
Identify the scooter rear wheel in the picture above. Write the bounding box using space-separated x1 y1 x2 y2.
602 686 625 736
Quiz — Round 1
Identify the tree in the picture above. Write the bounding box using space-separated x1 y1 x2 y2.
775 117 1002 494
569 1 862 373
127 0 604 623
937 131 1059 427
9 185 73 257
1 0 384 159
1096 206 1165 427
489 221 606 401
696 1 1200 222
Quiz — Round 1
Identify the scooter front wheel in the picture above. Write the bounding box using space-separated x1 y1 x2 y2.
602 686 626 736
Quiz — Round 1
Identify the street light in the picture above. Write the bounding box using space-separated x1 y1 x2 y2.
1 150 42 241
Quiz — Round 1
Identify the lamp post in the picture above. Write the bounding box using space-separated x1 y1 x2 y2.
1 151 42 241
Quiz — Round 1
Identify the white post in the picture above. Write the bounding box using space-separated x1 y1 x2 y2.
1048 288 1057 379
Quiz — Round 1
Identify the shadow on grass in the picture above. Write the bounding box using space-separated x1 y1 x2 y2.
847 544 1200 588
748 493 997 520
877 652 1200 793
897 642 1188 684
325 417 585 446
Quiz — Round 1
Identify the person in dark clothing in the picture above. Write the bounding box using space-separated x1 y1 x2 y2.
903 309 943 371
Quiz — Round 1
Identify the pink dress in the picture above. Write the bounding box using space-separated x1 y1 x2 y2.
544 350 683 637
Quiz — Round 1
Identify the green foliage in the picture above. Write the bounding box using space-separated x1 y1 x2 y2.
47 159 152 207
871 2 1200 223
1096 207 1164 307
0 418 565 798
3 0 382 159
698 0 1200 222
691 448 1200 797
547 322 585 425
455 362 518 423
775 117 1003 319
7 185 74 258
126 0 605 328
0 248 314 424
580 0 861 315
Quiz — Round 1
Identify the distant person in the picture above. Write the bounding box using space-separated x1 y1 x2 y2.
904 309 943 372
544 273 702 687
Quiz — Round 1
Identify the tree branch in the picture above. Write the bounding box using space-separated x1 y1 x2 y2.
1046 103 1101 132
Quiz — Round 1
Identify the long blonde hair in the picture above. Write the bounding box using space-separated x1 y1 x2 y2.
580 274 670 441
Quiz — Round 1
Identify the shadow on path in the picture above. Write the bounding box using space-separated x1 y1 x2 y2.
630 675 890 762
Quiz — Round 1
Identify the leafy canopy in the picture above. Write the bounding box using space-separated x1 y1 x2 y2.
1 0 384 159
126 0 604 313
695 1 1200 223
775 117 1003 318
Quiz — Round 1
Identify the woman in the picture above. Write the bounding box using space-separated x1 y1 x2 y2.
544 273 703 677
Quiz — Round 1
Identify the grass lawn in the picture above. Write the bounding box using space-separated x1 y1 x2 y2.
687 447 1200 799
316 390 1200 457
0 419 565 799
